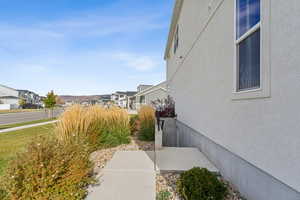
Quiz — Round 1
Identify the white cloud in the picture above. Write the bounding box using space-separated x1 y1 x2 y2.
0 11 167 55
115 52 159 71
0 7 168 95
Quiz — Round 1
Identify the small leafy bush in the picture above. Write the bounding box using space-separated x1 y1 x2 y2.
1 137 94 200
156 190 171 200
177 167 227 200
138 106 155 141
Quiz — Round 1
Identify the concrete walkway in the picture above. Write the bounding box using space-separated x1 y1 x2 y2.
155 147 219 173
0 120 58 133
86 148 219 200
86 151 156 200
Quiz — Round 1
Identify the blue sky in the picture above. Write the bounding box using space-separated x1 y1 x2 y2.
0 0 173 96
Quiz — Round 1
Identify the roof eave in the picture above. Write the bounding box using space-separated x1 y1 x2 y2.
0 84 17 92
134 81 167 97
164 0 184 60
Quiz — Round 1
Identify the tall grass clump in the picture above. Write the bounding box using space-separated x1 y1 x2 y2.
138 106 155 141
129 114 139 134
55 105 130 149
0 137 93 200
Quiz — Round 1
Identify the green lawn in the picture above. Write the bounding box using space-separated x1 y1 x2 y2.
0 124 55 176
0 118 56 130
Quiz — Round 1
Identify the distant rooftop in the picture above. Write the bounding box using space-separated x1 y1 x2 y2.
115 91 137 96
138 84 153 87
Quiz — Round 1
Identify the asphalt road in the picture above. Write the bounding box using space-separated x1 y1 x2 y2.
0 109 64 125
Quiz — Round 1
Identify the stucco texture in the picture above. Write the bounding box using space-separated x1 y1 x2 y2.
166 0 300 193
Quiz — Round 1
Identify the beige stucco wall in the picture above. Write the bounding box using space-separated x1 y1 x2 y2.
166 0 300 193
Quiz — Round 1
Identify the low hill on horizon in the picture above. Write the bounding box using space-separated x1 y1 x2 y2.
59 95 111 103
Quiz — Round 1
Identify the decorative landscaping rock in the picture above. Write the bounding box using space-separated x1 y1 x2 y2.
156 173 180 200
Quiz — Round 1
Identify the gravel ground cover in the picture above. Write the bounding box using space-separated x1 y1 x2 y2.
156 172 246 200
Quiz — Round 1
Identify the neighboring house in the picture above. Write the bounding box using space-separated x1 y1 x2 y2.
99 94 112 105
111 91 137 108
137 84 153 93
0 84 42 109
134 82 167 110
165 1 300 200
0 84 20 110
17 90 41 105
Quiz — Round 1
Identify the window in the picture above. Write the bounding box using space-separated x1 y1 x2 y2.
140 96 145 104
174 25 179 54
236 0 260 91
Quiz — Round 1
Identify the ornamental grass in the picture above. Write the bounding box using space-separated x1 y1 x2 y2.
0 105 131 199
55 105 131 149
138 105 155 141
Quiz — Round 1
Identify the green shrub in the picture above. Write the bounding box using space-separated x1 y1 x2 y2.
138 106 155 141
156 190 171 200
177 167 227 200
98 129 130 149
1 137 94 200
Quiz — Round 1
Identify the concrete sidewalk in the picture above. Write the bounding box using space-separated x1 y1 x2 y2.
86 148 219 200
0 120 58 133
86 151 156 200
155 147 219 173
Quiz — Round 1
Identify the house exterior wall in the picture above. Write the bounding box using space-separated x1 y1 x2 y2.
0 98 18 105
135 82 167 110
144 88 167 105
0 85 19 109
166 0 300 199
